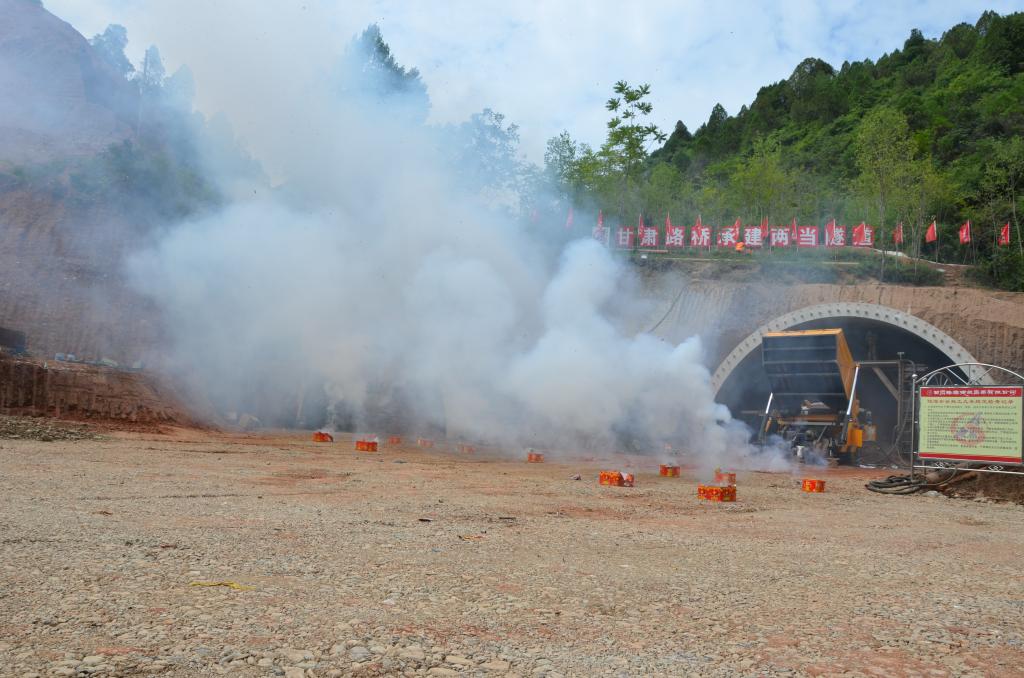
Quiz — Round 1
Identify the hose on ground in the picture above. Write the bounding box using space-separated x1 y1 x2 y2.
866 474 928 494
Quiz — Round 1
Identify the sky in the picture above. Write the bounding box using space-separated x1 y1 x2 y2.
46 0 1024 164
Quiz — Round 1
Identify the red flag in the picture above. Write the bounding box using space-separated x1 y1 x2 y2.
958 220 971 244
565 206 574 230
665 212 672 230
824 219 845 247
894 222 904 245
790 217 798 241
925 221 937 243
1000 221 1011 246
597 209 603 228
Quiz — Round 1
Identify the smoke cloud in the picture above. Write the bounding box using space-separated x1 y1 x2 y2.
126 18 772 473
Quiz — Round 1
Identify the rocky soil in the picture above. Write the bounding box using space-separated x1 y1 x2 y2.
0 414 97 441
2 431 1023 677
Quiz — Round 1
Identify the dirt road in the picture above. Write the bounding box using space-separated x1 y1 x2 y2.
2 430 1022 677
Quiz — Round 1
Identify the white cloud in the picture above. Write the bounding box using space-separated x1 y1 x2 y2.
45 0 1024 162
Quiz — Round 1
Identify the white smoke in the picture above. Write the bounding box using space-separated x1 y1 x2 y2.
126 19 777 473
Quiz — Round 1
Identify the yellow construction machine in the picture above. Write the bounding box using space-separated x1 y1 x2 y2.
757 329 875 464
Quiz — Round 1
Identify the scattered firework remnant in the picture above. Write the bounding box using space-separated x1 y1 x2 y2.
387 436 402 445
355 439 378 452
599 471 634 487
527 452 545 463
802 479 826 493
714 468 736 486
312 432 334 443
416 438 435 448
698 485 737 502
659 465 681 477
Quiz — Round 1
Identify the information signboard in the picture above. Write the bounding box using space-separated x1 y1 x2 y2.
918 386 1023 464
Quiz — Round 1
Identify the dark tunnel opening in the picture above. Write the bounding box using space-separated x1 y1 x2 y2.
715 316 962 451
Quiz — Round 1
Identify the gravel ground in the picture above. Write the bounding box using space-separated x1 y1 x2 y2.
2 430 1024 678
0 415 97 441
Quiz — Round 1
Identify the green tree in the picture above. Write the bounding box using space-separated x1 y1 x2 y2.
544 131 593 202
340 24 429 123
729 136 792 221
90 24 134 79
854 107 918 274
137 46 165 95
602 81 667 207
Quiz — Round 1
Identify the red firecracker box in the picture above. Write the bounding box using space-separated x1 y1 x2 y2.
458 444 477 454
527 452 545 463
802 478 826 493
697 485 736 502
417 438 434 448
599 471 635 487
659 465 681 477
714 468 737 486
355 440 378 452
312 432 334 443
387 436 402 445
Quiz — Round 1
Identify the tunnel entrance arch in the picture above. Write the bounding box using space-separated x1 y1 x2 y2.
711 303 988 457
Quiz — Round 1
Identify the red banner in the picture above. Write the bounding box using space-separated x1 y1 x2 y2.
665 224 686 248
615 226 635 248
743 225 764 247
796 225 818 248
852 222 874 247
690 225 711 248
639 226 659 248
717 220 741 248
824 220 846 247
770 227 791 247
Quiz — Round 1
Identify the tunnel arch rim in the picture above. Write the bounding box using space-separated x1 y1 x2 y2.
710 302 988 396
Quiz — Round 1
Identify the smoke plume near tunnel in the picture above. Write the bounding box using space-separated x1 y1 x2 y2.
126 19 777 471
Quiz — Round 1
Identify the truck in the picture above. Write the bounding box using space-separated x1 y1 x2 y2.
757 329 874 464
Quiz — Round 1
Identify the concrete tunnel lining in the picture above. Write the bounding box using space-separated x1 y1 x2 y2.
711 302 989 397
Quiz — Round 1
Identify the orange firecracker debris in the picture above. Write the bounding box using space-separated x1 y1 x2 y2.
599 471 635 487
697 485 736 502
659 465 681 477
355 439 378 452
802 478 826 493
387 436 402 445
312 432 334 443
714 468 737 486
527 452 545 463
416 438 435 448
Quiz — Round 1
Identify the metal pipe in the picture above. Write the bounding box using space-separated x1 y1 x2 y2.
846 365 861 417
764 392 773 415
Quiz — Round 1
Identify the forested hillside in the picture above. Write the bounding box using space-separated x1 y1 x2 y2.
543 10 1024 290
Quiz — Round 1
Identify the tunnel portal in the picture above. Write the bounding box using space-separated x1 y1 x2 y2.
711 303 985 454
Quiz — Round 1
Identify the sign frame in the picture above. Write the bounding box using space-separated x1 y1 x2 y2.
912 363 1024 476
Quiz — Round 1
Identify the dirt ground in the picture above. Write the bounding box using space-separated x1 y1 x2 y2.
2 429 1024 678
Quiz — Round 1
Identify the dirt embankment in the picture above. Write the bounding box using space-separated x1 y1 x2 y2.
0 354 197 429
637 266 1024 375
